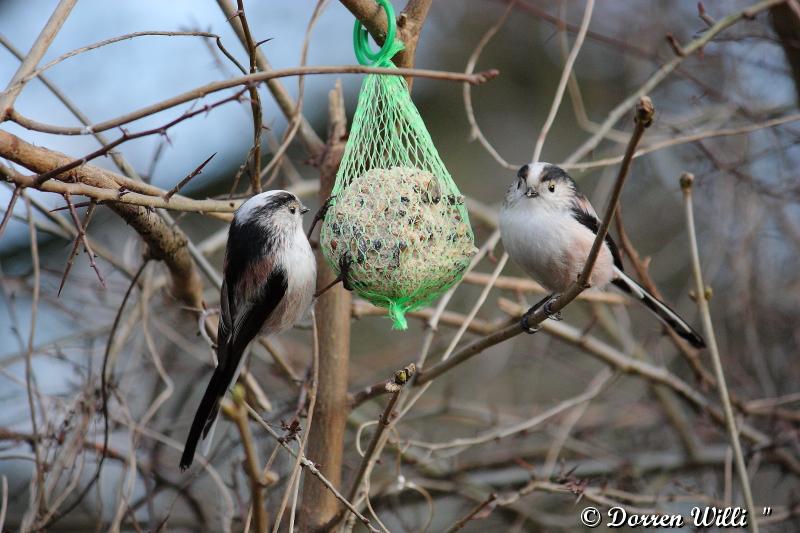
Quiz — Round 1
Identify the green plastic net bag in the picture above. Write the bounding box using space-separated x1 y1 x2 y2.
320 0 476 329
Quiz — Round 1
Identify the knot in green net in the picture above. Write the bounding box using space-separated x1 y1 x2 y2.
320 0 477 329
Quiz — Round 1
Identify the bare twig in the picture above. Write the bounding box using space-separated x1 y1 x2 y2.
245 404 379 533
9 65 498 136
681 172 758 532
163 152 217 201
272 309 320 532
21 193 44 526
5 31 221 95
563 112 800 171
33 90 245 185
38 262 148 530
234 0 264 193
214 0 325 156
0 0 77 120
462 1 517 170
63 195 105 292
407 368 612 452
223 387 267 533
258 0 327 188
0 158 236 215
347 365 416 504
0 475 7 532
531 0 595 163
563 0 785 166
0 185 21 240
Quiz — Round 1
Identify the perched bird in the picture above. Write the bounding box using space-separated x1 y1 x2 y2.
499 162 705 348
180 190 317 470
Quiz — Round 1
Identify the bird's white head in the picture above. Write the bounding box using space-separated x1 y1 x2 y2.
504 162 578 212
235 190 309 234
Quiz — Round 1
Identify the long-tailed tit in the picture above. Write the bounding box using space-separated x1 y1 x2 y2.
499 162 705 348
180 190 317 470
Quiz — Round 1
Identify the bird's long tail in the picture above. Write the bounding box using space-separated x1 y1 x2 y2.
611 267 706 349
179 369 224 470
180 342 248 470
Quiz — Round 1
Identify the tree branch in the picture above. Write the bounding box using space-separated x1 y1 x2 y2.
298 80 352 531
9 65 497 137
0 132 203 308
0 0 77 120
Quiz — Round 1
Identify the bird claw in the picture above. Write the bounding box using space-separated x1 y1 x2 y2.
520 293 561 333
543 298 563 321
520 313 541 334
339 251 353 292
306 195 336 239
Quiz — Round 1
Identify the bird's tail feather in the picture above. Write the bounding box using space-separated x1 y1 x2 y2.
180 345 250 470
179 370 224 470
612 267 706 349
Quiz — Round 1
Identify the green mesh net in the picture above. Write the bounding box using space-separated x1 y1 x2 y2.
320 0 476 329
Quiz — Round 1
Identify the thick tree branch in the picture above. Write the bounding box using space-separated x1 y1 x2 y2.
339 0 433 86
298 81 352 532
0 132 203 308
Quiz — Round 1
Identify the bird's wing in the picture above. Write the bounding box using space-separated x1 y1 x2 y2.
569 193 624 270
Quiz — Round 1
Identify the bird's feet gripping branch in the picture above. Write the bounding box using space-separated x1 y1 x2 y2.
520 292 563 334
307 195 355 298
306 195 336 240
314 250 354 298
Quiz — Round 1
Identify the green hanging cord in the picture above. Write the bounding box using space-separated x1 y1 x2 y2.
388 300 409 330
353 0 405 67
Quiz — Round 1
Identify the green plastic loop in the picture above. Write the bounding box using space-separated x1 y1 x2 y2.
353 0 405 66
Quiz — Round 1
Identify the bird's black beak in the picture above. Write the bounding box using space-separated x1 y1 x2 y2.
525 186 538 198
300 205 310 214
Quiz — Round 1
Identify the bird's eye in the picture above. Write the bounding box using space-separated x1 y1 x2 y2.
548 183 556 193
289 206 296 214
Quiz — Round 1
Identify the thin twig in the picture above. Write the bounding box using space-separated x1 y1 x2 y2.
257 0 327 188
5 31 221 95
244 404 379 533
214 0 324 156
462 0 517 170
0 186 21 240
563 112 800 171
40 262 148 530
273 309 320 532
681 172 758 532
33 90 246 185
0 0 77 120
406 369 612 452
9 65 499 136
163 152 217 201
235 0 264 194
64 195 105 290
224 388 267 533
563 0 785 166
348 365 416 504
444 493 498 532
531 0 595 163
21 193 44 524
0 475 7 532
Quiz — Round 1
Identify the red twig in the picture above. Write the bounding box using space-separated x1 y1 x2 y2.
58 194 105 296
34 89 246 186
163 152 217 201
